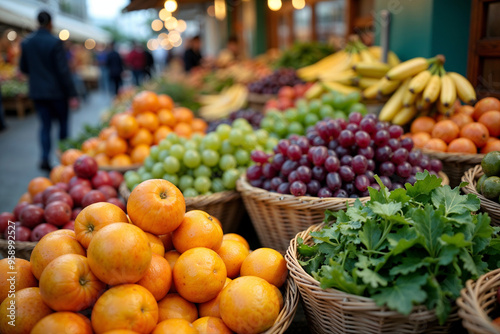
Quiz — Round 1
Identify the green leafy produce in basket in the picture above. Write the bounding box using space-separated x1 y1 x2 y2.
298 171 500 324
274 42 336 70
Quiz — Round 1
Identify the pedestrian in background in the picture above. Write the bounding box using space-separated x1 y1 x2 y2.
143 47 154 81
96 43 110 93
106 41 124 96
19 10 78 171
127 42 145 86
183 36 202 72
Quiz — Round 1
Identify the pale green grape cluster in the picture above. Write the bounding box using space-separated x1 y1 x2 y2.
124 119 277 197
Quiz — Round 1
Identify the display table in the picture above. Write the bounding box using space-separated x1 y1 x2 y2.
2 95 33 118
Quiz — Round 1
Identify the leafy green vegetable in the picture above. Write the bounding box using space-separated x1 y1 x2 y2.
298 171 500 324
274 42 336 70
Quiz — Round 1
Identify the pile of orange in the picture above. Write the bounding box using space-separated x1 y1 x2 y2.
78 91 208 168
408 97 500 154
0 179 287 334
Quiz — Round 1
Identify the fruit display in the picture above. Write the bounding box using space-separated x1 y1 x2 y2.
373 55 477 126
273 42 336 70
0 79 28 98
78 91 208 168
124 119 277 197
260 91 368 138
197 83 249 121
477 151 500 202
206 108 265 133
264 82 314 111
248 68 304 95
0 155 125 242
0 179 289 334
251 113 442 198
297 172 500 323
407 97 500 154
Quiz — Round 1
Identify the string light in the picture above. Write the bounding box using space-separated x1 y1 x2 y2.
176 19 187 32
292 0 305 10
151 19 163 31
159 8 171 20
59 29 70 40
164 0 177 12
207 5 215 17
6 30 17 41
168 31 181 43
214 0 226 20
158 32 168 40
84 39 96 49
164 16 178 30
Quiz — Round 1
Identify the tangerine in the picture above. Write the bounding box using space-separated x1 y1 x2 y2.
116 115 139 139
411 132 431 148
478 110 500 137
111 154 132 167
172 210 224 253
137 254 172 301
481 139 500 154
192 317 233 334
473 97 500 120
28 177 53 197
157 293 198 323
450 112 473 129
152 319 197 334
132 91 160 114
61 149 84 166
154 126 172 145
94 153 111 166
174 122 193 138
447 138 477 154
240 248 288 288
130 144 150 164
191 118 208 133
136 112 160 132
460 122 489 147
222 233 250 250
158 109 176 128
0 258 37 303
431 120 460 143
49 165 65 184
174 107 194 124
158 94 174 110
216 240 250 278
31 312 92 334
105 136 128 157
130 128 154 147
198 278 232 318
145 232 166 256
423 138 448 152
410 116 435 134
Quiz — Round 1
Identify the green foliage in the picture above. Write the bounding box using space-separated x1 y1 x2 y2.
298 171 500 324
153 78 200 112
274 42 336 70
1 79 28 98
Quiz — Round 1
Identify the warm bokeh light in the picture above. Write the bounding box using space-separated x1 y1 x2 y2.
292 0 305 9
268 0 282 10
176 19 187 32
164 16 178 30
168 31 181 43
59 29 70 41
164 0 177 12
172 37 182 48
84 39 96 50
6 30 17 41
158 32 168 40
207 5 215 17
159 8 171 20
147 38 159 51
214 0 226 20
160 38 171 48
151 19 163 31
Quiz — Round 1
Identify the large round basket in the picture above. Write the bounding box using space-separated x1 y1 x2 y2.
0 238 36 260
461 165 500 226
421 149 484 188
457 268 500 334
247 92 277 111
99 163 142 173
262 277 300 334
120 182 244 233
237 172 449 253
286 223 461 334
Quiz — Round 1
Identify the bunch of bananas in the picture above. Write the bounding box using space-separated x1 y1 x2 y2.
375 55 477 125
298 38 400 98
198 84 249 121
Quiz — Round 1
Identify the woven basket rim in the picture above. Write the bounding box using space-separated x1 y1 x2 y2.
420 148 485 163
461 165 500 210
263 277 300 334
99 163 142 173
247 92 277 104
0 237 37 249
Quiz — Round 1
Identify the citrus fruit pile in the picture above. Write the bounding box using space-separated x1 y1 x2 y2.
477 151 500 203
407 97 500 154
0 179 287 334
79 91 208 168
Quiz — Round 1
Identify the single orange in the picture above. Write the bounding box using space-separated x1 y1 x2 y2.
49 165 65 183
130 128 154 147
60 165 76 183
18 192 32 204
152 319 197 334
240 248 288 288
28 177 53 197
164 250 181 293
478 110 500 137
111 154 132 167
191 118 208 133
105 135 128 157
481 139 500 154
0 258 37 303
130 144 150 164
423 138 448 152
157 293 198 323
158 109 177 128
447 138 478 154
172 210 223 253
158 94 174 110
198 278 232 318
216 240 250 278
410 132 431 149
102 330 139 334
222 233 250 250
110 113 125 127
450 112 473 129
145 232 166 256
159 233 174 252
136 112 160 132
173 107 194 124
81 137 100 153
473 97 500 121
174 122 193 138
95 140 107 154
61 149 84 166
132 90 160 114
192 316 233 334
137 254 172 301
431 120 460 143
31 312 93 334
95 153 111 166
99 127 117 140
116 114 139 139
154 126 172 145
460 122 489 147
457 105 475 117
410 116 435 134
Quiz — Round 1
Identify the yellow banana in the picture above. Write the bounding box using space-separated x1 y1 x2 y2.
320 69 357 83
408 70 432 94
388 52 401 67
440 73 457 107
402 90 417 107
448 72 477 105
392 105 417 125
304 82 325 99
378 78 401 95
436 99 452 115
351 52 361 65
368 46 400 66
318 54 355 80
415 93 430 111
378 78 411 122
358 77 380 89
362 81 382 100
321 81 361 95
353 62 390 78
423 74 441 103
386 57 429 81
297 51 349 81
359 49 375 63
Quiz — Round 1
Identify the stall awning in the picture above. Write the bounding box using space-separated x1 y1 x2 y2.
0 1 111 44
124 0 209 12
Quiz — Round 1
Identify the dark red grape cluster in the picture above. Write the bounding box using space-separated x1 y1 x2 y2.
247 113 443 198
248 69 304 95
207 109 264 133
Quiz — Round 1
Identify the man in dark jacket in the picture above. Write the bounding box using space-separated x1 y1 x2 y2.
20 10 77 171
183 36 202 72
106 42 124 96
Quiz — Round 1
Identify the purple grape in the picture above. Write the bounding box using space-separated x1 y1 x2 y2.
327 150 337 157
355 175 370 192
312 137 327 146
397 162 412 178
337 119 348 130
277 140 290 155
379 176 392 189
287 145 302 161
340 155 353 166
326 120 342 138
338 130 355 148
296 137 310 154
343 183 355 194
408 150 422 166
379 161 395 176
270 177 284 191
316 122 329 140
326 172 342 191
306 131 318 144
333 189 349 198
262 164 277 179
324 156 340 173
352 155 368 175
365 170 375 183
288 171 299 183
349 112 363 125
420 157 430 171
374 130 390 147
391 183 404 190
369 183 381 191
318 187 333 198
388 138 401 151
312 166 327 181
249 179 263 188
312 146 328 166
430 159 442 172
367 159 375 171
247 165 263 181
375 146 392 162
263 180 272 191
400 137 414 151
299 154 310 167
251 150 269 164
365 114 377 120
328 140 339 151
375 121 390 131
411 166 424 175
391 148 409 165
405 175 417 185
297 166 312 183
355 131 371 148
339 166 355 182
290 181 307 196
359 117 376 134
360 190 370 197
307 180 321 196
388 125 404 139
289 134 300 143
277 182 290 194
358 146 374 159
307 147 315 162
271 153 286 170
281 160 298 177
346 123 359 133
335 145 351 157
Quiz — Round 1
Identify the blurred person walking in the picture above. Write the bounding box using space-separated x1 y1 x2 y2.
106 41 124 96
127 42 146 86
143 48 154 81
96 44 110 93
183 36 202 72
19 10 78 171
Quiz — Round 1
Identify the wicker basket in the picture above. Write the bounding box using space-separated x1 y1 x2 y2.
99 163 142 173
0 238 36 260
263 277 300 334
247 92 277 111
421 149 484 188
286 223 461 334
461 165 500 226
457 268 500 334
120 182 244 233
237 172 449 253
